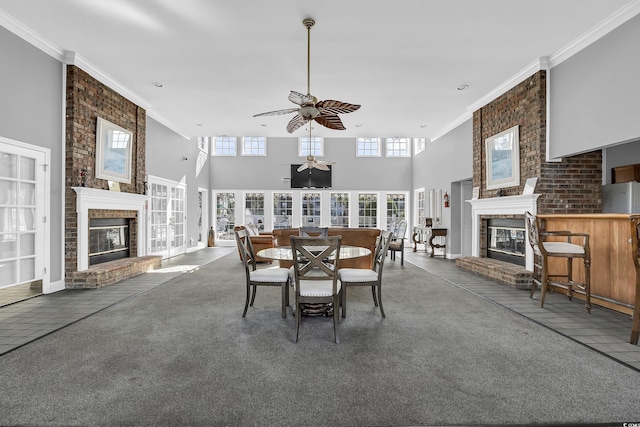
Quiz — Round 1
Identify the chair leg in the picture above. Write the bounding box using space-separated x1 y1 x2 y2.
243 283 251 317
281 283 287 319
400 246 404 266
584 258 591 314
250 285 257 306
333 294 340 344
341 286 347 318
566 258 574 301
294 300 301 343
371 286 379 306
540 261 549 308
377 285 385 318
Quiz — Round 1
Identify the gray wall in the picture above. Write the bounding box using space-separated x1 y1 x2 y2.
412 119 473 235
146 118 208 250
0 26 64 284
550 13 640 159
210 136 412 191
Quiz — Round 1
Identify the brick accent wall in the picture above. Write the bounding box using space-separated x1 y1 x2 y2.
472 70 602 214
64 65 147 282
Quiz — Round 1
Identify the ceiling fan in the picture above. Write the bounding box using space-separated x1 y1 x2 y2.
253 18 361 134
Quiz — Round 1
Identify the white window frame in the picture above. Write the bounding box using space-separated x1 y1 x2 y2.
242 136 267 156
299 136 324 157
212 136 237 156
414 137 426 155
356 137 381 157
385 138 411 157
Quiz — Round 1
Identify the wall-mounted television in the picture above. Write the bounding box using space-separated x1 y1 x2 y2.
291 165 332 189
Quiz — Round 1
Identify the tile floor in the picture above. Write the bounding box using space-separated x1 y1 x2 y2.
1 246 639 372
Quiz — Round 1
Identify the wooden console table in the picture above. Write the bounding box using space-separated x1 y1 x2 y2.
412 226 447 257
428 228 447 258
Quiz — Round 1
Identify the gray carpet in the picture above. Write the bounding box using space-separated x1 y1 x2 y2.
1 253 639 426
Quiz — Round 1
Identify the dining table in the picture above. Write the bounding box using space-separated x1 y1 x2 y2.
256 245 372 317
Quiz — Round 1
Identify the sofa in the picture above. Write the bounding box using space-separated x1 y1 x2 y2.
233 225 276 263
271 227 381 269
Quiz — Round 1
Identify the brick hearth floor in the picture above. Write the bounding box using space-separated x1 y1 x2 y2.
1 247 639 371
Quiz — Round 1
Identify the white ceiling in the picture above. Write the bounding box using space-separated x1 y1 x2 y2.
0 0 636 140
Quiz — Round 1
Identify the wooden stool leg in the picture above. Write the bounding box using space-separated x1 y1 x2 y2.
584 258 591 314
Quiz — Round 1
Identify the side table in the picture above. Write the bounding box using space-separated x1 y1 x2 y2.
429 228 447 258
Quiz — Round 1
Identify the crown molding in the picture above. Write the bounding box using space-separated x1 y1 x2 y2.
549 0 640 67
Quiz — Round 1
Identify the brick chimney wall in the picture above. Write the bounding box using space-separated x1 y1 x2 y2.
472 70 602 214
64 65 146 280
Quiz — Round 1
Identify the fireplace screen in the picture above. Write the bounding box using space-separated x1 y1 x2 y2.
487 218 525 266
89 218 130 265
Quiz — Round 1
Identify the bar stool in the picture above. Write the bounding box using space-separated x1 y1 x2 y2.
630 215 640 345
524 211 591 313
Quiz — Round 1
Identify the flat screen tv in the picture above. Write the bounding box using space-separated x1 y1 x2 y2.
291 164 332 189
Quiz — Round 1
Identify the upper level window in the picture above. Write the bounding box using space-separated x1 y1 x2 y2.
197 136 210 154
242 136 267 156
299 136 324 157
213 136 237 156
414 137 426 155
385 138 410 157
356 138 381 157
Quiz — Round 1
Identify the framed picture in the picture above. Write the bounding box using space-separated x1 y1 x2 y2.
95 117 133 184
485 125 520 190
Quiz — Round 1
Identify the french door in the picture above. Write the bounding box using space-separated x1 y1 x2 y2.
148 176 186 259
0 138 48 290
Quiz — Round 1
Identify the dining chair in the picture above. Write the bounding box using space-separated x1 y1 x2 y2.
524 211 591 313
289 235 342 343
299 227 329 237
629 215 640 345
339 230 393 318
388 219 407 265
235 228 290 318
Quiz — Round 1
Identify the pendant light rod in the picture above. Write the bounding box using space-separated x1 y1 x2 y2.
303 18 315 96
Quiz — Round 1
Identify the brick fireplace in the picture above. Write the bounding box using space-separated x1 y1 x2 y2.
456 68 602 286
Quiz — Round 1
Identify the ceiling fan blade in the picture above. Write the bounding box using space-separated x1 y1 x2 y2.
253 108 299 117
314 114 346 131
297 163 310 172
313 163 330 171
288 91 315 106
316 100 361 115
317 159 335 165
286 114 308 133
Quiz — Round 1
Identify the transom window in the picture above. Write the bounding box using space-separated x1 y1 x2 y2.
242 137 267 156
213 137 237 156
358 193 377 228
356 138 381 157
385 138 410 157
197 136 210 153
414 137 426 155
299 136 324 157
330 193 349 227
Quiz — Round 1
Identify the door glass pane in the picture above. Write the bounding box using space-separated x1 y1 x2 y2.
0 180 17 204
19 208 35 231
20 156 35 181
0 234 17 258
0 208 17 232
20 258 35 282
0 260 17 287
0 153 17 178
216 193 235 240
20 183 35 205
20 233 35 256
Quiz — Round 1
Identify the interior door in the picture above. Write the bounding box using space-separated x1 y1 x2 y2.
0 140 47 289
148 177 186 259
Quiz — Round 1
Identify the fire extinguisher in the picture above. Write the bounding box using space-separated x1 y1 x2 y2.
443 192 450 208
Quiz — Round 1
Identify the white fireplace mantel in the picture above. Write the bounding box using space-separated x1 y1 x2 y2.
467 194 540 271
72 187 148 271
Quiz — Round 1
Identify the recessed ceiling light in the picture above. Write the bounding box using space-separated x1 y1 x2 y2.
457 84 469 91
420 124 427 128
196 123 203 127
355 124 362 127
261 124 267 127
153 82 164 88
